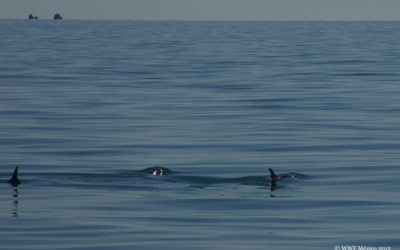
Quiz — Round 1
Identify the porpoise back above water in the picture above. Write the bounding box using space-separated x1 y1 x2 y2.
5 166 302 191
269 168 295 180
268 168 300 191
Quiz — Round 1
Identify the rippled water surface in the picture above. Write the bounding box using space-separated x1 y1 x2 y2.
0 20 399 249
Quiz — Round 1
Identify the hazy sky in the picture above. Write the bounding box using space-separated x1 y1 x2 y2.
1 0 400 21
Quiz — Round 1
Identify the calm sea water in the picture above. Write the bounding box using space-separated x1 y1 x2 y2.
0 20 399 249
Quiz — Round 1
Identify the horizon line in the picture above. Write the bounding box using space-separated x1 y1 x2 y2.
2 17 400 22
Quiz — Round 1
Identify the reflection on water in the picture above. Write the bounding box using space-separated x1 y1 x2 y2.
12 188 19 217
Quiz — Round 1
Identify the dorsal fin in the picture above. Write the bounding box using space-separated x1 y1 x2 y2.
269 168 277 180
8 166 21 186
269 168 277 191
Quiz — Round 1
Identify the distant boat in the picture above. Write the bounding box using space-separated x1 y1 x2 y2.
53 13 63 20
28 14 38 19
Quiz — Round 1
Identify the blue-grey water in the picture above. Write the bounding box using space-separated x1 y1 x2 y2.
0 20 399 249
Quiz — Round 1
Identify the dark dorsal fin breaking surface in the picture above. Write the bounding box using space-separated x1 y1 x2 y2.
8 166 21 186
269 168 278 180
